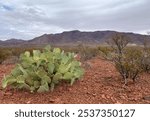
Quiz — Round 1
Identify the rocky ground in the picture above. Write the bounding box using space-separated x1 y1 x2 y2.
0 57 150 104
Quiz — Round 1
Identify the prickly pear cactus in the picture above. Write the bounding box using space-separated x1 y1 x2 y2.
2 45 84 93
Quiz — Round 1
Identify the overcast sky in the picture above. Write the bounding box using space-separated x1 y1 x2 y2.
0 0 150 40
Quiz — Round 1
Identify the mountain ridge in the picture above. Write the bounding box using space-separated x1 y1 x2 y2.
0 30 149 47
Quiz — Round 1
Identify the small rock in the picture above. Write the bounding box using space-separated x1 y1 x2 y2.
101 94 106 99
86 92 90 95
49 100 55 103
49 98 61 103
115 101 122 104
67 88 72 91
92 93 96 97
4 92 13 96
26 101 31 104
83 87 87 90
143 96 150 100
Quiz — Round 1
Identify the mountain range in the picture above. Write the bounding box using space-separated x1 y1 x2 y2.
0 30 149 47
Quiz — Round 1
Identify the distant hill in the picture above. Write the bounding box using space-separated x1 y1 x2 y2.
0 39 25 47
0 30 149 47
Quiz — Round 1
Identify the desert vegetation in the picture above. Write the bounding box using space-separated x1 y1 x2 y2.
2 45 84 92
0 34 150 103
98 33 150 85
102 33 142 84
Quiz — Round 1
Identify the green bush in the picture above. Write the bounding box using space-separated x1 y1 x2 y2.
2 45 84 92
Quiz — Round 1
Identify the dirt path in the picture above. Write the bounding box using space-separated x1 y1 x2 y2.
0 58 150 104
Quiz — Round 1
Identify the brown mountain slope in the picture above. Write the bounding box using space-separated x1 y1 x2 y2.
0 30 149 47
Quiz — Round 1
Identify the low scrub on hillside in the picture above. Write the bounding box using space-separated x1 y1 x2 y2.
0 47 42 64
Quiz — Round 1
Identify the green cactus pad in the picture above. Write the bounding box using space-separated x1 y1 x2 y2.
2 45 84 92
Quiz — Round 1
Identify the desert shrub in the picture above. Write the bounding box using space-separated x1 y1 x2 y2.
2 56 19 64
11 47 42 57
140 39 150 73
115 48 142 83
0 47 43 64
0 48 12 64
77 43 98 61
2 45 84 93
106 33 143 84
141 51 150 73
98 46 113 60
75 43 99 68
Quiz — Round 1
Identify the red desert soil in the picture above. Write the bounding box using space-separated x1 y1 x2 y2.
0 57 150 104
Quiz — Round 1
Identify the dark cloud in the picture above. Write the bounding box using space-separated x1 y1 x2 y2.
2 5 13 11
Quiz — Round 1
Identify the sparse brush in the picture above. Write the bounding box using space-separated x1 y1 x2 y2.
106 33 143 85
115 48 142 84
0 48 12 64
140 39 150 73
77 43 97 61
98 46 113 60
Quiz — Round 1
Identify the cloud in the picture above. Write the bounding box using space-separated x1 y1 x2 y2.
0 0 149 40
1 5 13 11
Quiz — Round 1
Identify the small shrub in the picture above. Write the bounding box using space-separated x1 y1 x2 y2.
98 46 113 60
115 48 142 83
106 33 142 85
2 56 19 65
140 39 150 73
0 48 12 64
2 45 84 93
76 43 98 68
141 53 150 73
77 43 98 60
